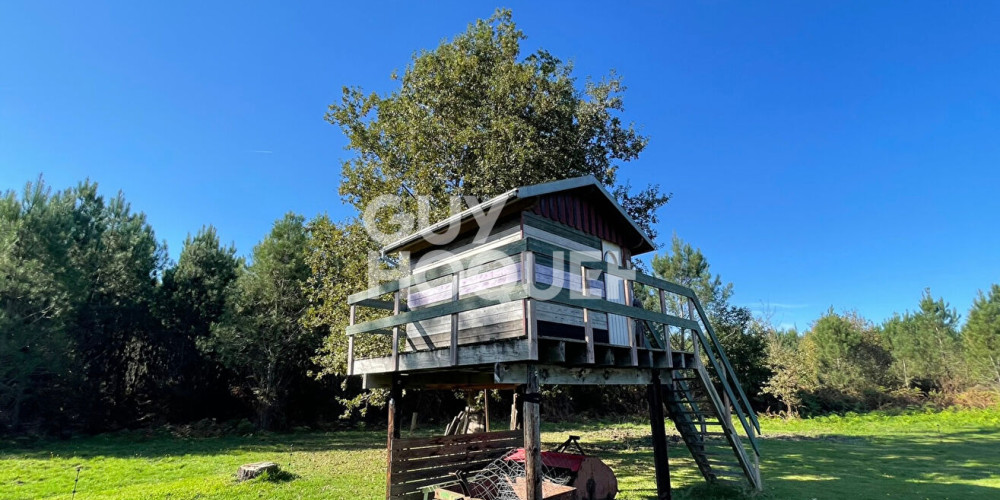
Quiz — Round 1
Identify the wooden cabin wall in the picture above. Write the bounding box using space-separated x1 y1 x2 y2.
522 212 618 344
409 216 522 271
529 191 634 262
406 215 525 351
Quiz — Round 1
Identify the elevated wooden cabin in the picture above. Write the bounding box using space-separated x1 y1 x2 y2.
346 176 762 499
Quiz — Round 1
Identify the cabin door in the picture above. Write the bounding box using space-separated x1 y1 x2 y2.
602 241 629 346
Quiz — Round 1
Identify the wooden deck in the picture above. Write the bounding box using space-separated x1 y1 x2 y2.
347 236 707 379
348 219 764 491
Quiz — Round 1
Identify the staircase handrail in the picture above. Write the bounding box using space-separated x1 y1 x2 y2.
688 297 762 434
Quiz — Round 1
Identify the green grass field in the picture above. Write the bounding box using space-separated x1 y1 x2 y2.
2 408 999 500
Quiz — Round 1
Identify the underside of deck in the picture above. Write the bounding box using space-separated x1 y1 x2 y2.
358 341 699 389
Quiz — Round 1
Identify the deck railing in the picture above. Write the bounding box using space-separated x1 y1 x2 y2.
346 236 759 452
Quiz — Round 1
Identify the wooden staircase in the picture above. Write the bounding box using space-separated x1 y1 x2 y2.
653 295 763 491
665 357 761 489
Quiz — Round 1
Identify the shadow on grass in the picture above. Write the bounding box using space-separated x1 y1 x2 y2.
0 430 383 460
4 426 999 499
567 428 1000 499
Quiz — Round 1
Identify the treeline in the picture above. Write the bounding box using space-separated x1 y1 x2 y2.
645 237 1000 418
5 11 1000 436
2 179 1000 437
0 180 340 434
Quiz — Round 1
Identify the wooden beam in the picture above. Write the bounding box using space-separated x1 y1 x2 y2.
362 371 502 389
647 370 671 500
659 290 672 368
523 365 542 500
450 273 460 366
483 389 491 433
581 265 596 364
494 363 655 386
355 338 532 376
348 285 528 335
392 291 400 372
524 286 700 332
625 279 638 366
348 305 356 376
510 391 520 431
385 397 396 500
523 251 538 361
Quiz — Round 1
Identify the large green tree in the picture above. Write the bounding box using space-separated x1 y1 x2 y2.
203 214 320 429
762 329 808 416
804 309 893 392
1 179 167 431
315 9 670 382
647 234 733 317
882 289 961 389
325 9 668 240
0 182 74 431
159 226 241 420
963 284 1000 387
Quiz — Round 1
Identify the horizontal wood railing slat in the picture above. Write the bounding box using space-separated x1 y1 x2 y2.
388 430 524 499
349 239 528 304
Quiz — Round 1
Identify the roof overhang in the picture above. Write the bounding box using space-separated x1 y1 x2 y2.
381 175 656 256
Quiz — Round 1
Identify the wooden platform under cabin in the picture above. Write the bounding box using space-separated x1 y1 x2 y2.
348 176 764 496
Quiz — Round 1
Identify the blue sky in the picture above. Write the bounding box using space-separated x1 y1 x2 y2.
2 2 998 330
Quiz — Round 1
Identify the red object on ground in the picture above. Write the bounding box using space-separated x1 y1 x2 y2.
504 448 586 472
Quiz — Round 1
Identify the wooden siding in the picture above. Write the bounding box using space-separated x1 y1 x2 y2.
410 216 522 271
535 301 607 331
529 191 631 255
387 430 523 500
408 301 524 351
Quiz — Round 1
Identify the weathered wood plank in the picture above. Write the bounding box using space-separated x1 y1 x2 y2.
348 239 528 305
524 365 542 500
406 319 525 351
392 429 521 451
494 363 656 386
355 338 532 374
348 285 528 335
522 211 601 249
527 286 700 331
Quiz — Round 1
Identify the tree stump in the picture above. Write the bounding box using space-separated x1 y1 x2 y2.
237 462 279 482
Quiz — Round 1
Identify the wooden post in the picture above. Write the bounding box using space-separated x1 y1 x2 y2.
509 391 520 431
450 273 460 366
688 299 699 363
483 389 491 433
392 291 400 372
523 366 542 500
658 289 672 368
647 370 671 500
581 265 596 364
390 376 402 439
385 397 396 500
625 279 638 366
348 305 356 376
522 251 538 361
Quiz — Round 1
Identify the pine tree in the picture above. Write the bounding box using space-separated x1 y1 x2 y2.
962 284 1000 387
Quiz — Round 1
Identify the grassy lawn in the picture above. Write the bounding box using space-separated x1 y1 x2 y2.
2 408 999 500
